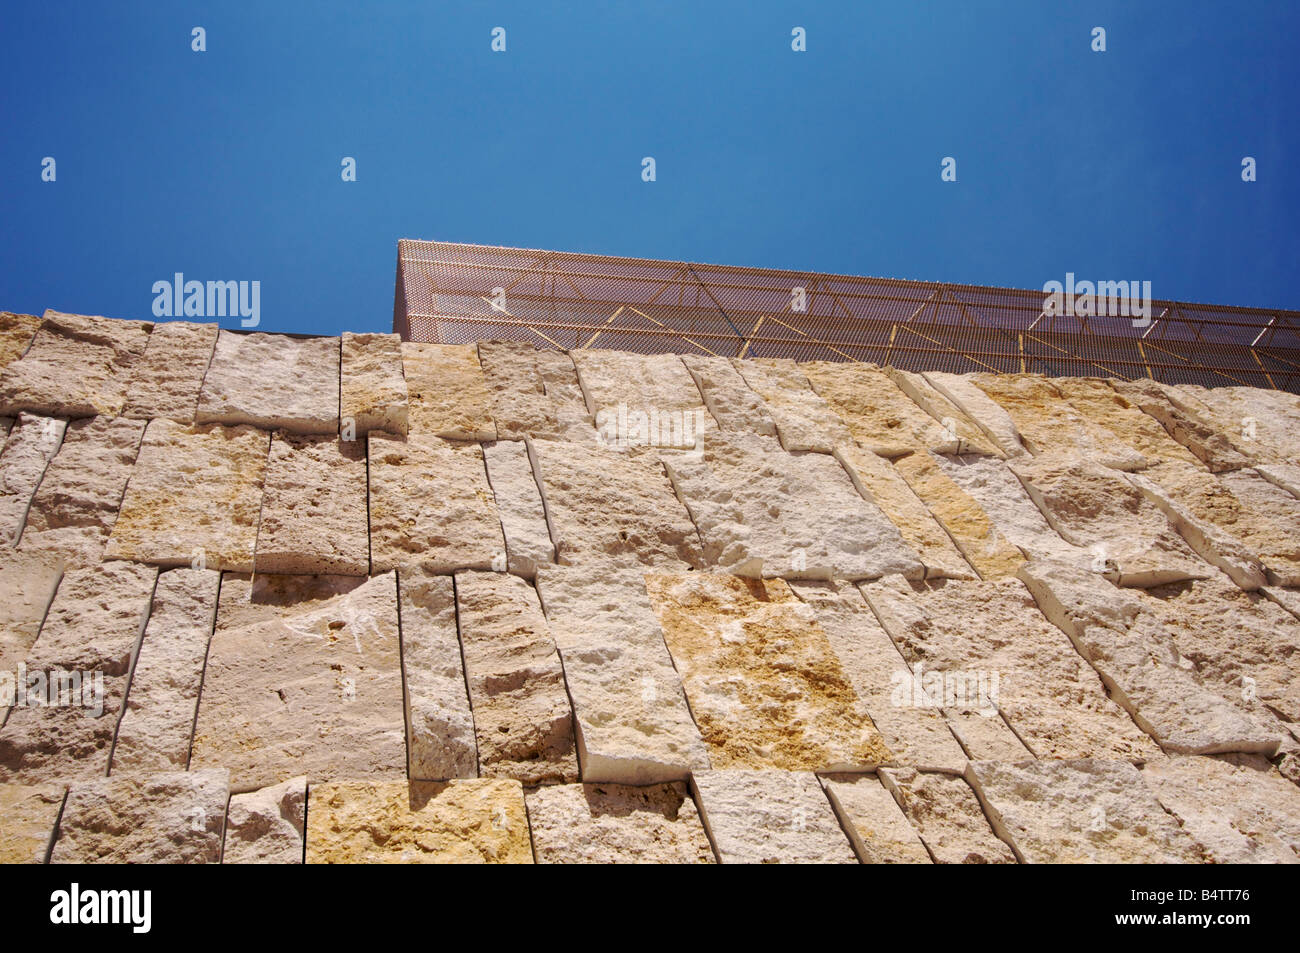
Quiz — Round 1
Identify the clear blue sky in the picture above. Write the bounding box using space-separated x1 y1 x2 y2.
2 1 1296 336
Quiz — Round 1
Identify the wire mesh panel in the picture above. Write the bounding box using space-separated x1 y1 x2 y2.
395 240 1300 393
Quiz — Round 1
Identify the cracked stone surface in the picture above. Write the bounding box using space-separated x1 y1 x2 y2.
534 350 598 443
526 781 715 864
483 439 554 577
0 549 64 675
454 570 578 784
50 769 229 864
398 570 477 781
368 432 506 573
401 342 496 440
646 573 890 770
0 783 64 863
106 419 268 572
1052 377 1203 468
1112 378 1254 472
196 331 339 434
340 331 408 438
306 778 532 864
923 371 1028 458
681 354 776 436
110 568 220 773
0 312 41 375
190 572 406 791
732 358 853 453
0 413 66 545
18 415 145 566
1184 384 1300 465
223 776 307 864
574 350 710 449
0 311 152 418
884 368 1003 457
478 340 562 440
692 770 857 864
878 766 1016 864
663 431 923 580
822 774 933 863
965 759 1205 863
800 361 960 457
254 433 368 575
122 320 219 423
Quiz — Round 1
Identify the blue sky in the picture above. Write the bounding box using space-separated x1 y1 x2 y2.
2 1 1296 336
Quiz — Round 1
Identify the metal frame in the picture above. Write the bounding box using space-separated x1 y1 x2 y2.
394 240 1300 392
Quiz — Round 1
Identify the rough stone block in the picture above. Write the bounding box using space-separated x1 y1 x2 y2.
196 331 339 433
732 357 853 452
878 766 1016 864
401 342 495 440
121 320 219 423
482 439 554 577
821 774 933 863
223 776 307 864
0 413 65 545
340 331 409 437
0 783 65 864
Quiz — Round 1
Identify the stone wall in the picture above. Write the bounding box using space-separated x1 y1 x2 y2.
1 309 1299 863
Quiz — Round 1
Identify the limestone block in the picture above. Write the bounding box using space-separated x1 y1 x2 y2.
368 433 506 573
883 367 1002 456
340 331 409 437
254 433 368 575
525 782 715 864
0 783 65 863
535 350 598 443
397 570 477 781
692 770 856 864
573 350 709 448
18 415 146 566
732 357 853 452
800 361 958 457
530 437 702 570
223 776 307 864
190 572 406 791
877 767 1016 864
50 769 229 864
0 550 64 674
110 568 220 773
305 778 532 864
482 440 554 577
923 371 1028 458
0 413 65 544
833 444 974 579
680 354 776 435
196 331 339 433
1112 378 1253 472
121 320 219 423
1053 377 1202 467
1256 462 1300 500
645 573 890 770
821 774 932 863
105 419 268 572
662 431 922 580
454 571 578 784
0 311 151 418
1216 467 1300 585
965 759 1205 863
401 341 495 440
478 340 561 440
1188 384 1300 465
0 311 41 374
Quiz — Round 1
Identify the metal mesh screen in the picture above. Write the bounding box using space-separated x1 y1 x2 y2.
395 240 1300 393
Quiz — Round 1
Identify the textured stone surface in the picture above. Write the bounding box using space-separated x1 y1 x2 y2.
401 342 496 440
531 437 702 570
732 358 853 452
574 350 709 448
646 573 890 770
190 572 405 791
1018 559 1281 755
537 567 709 783
0 311 151 418
398 570 477 781
0 561 156 784
800 361 958 457
885 368 1004 457
1215 467 1300 585
681 354 776 435
255 434 368 575
340 332 408 437
454 571 578 784
1053 377 1202 467
50 769 229 863
822 774 933 863
692 770 857 864
1256 462 1300 500
893 449 1027 580
0 783 64 863
1010 455 1209 586
0 312 41 374
834 444 974 579
106 420 268 572
110 569 220 773
663 431 922 580
1141 755 1300 863
483 440 554 577
1186 384 1300 465
862 576 1157 761
368 433 505 573
966 759 1205 863
0 550 64 674
121 320 219 423
879 767 1015 864
534 350 599 442
306 778 532 864
18 415 145 566
0 413 65 544
526 781 715 864
478 340 561 440
223 776 307 864
197 331 339 433
1113 378 1253 472
924 371 1028 458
